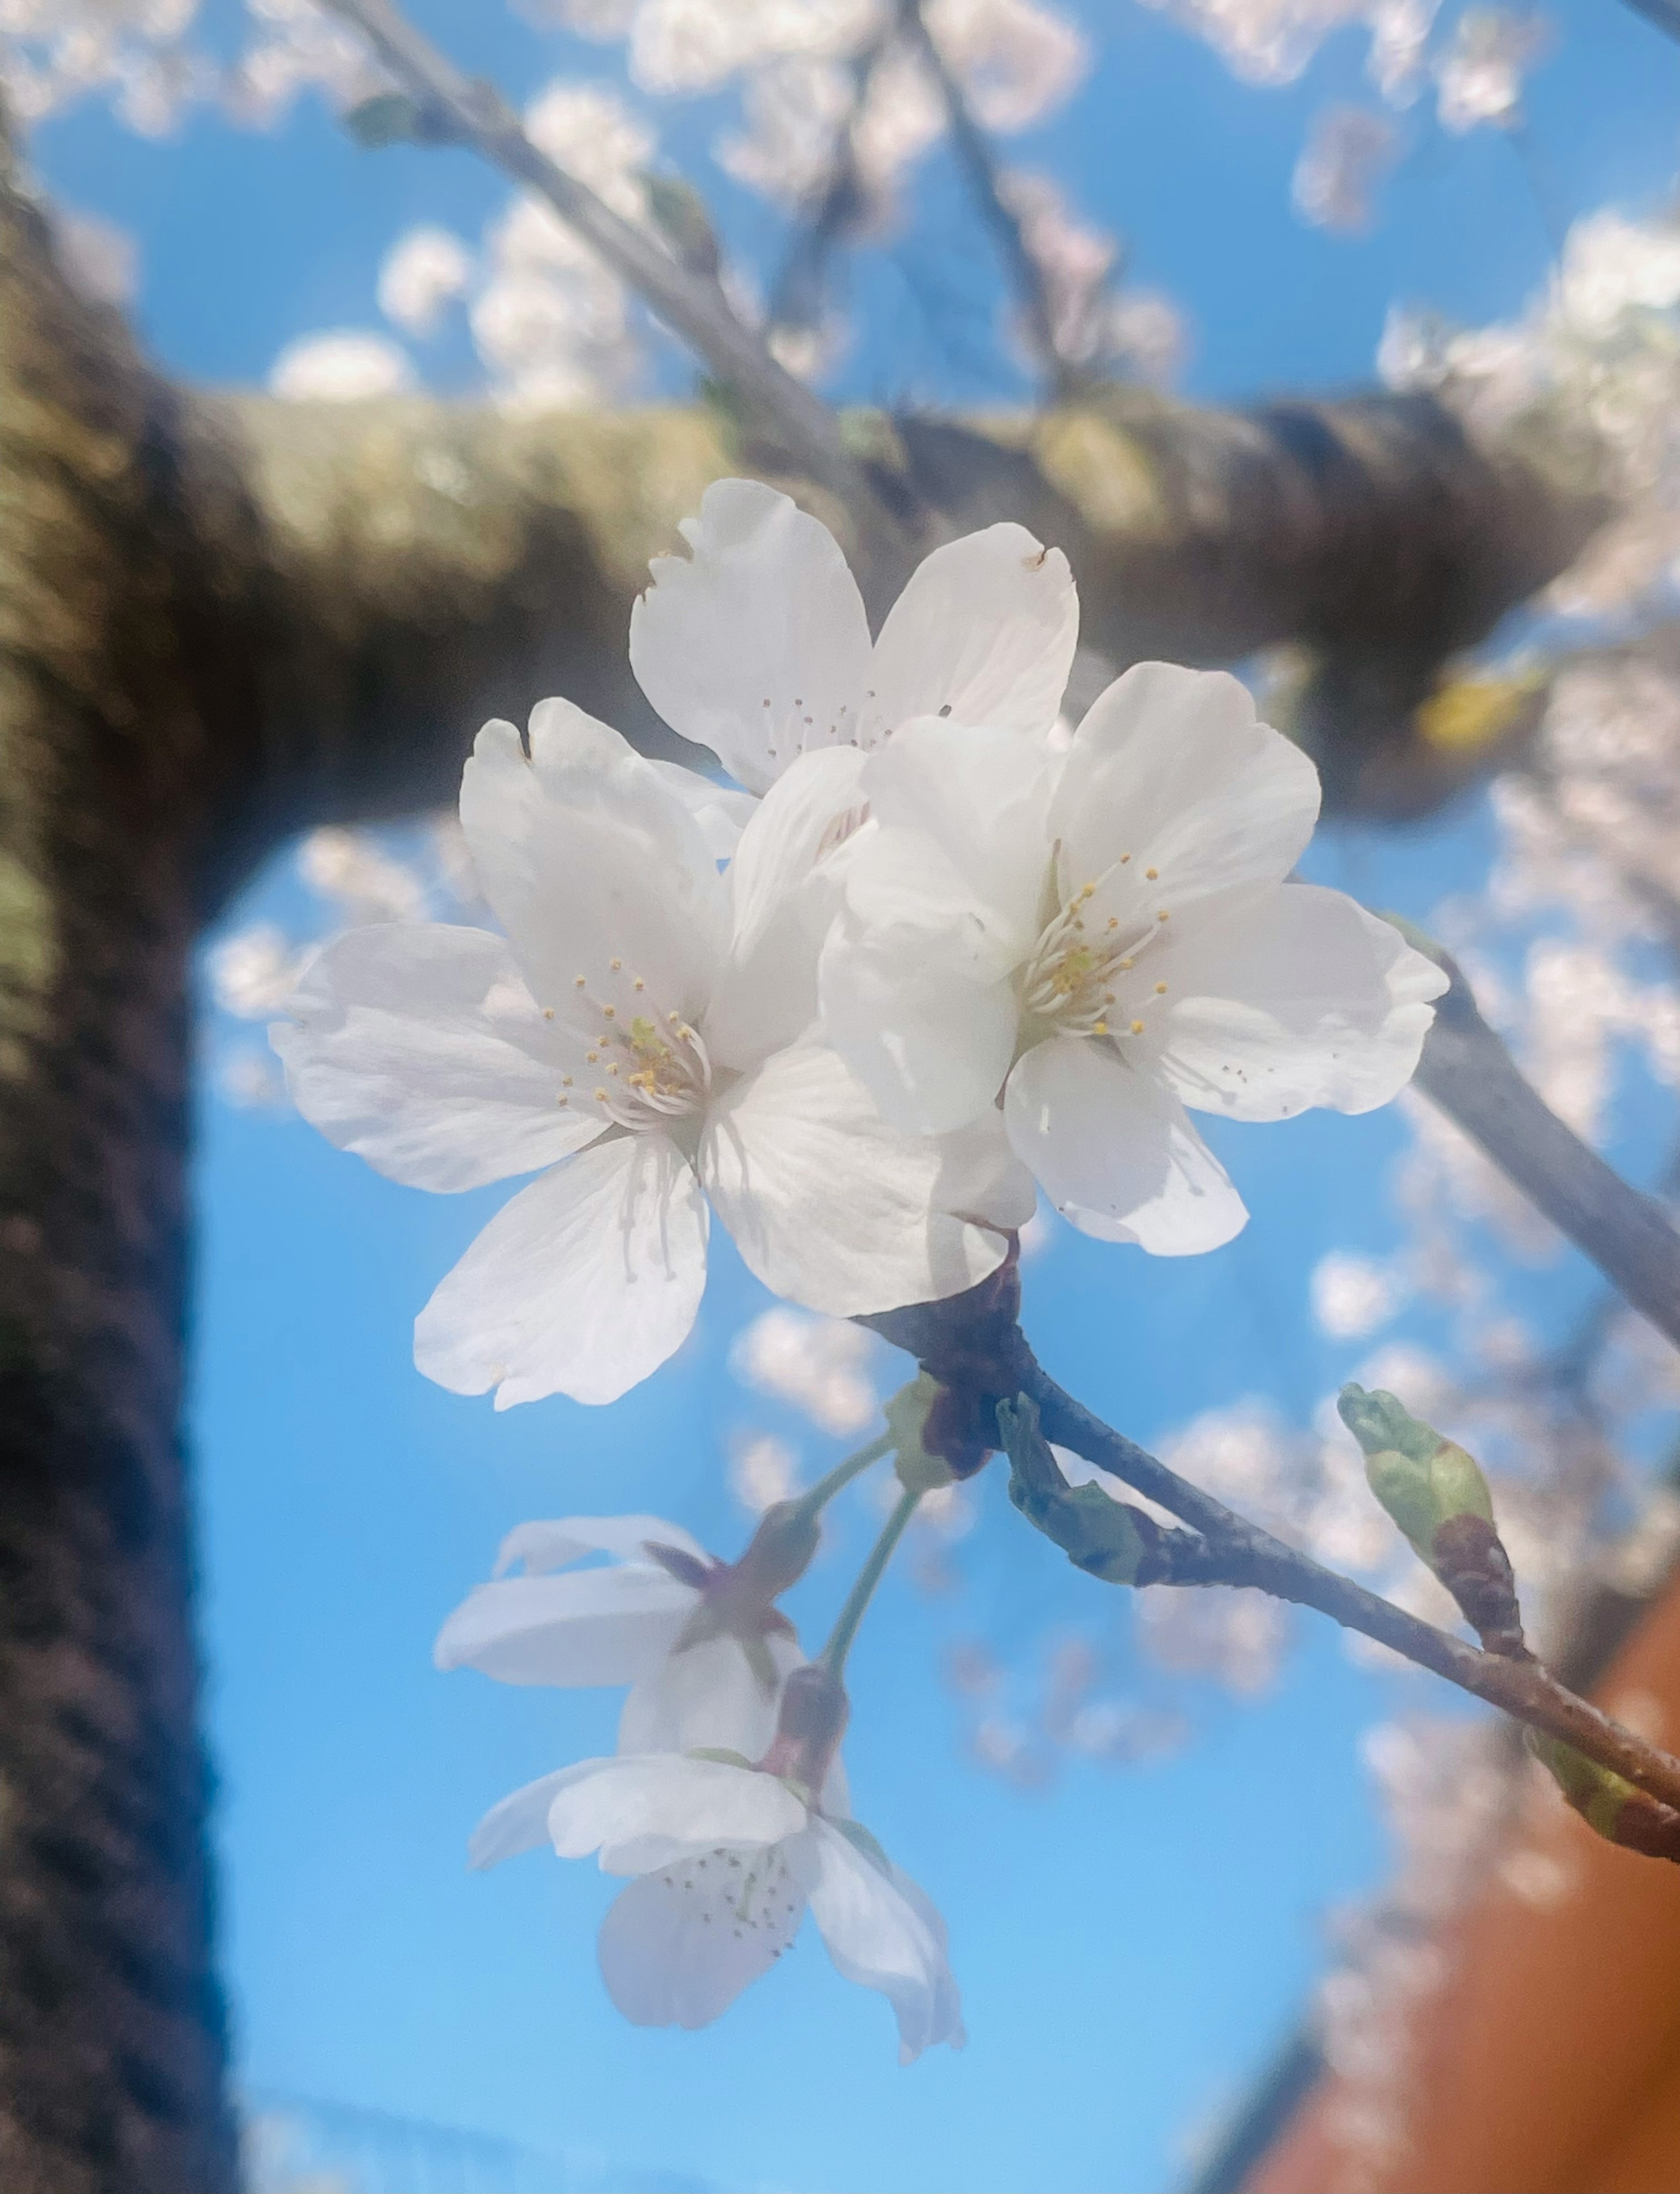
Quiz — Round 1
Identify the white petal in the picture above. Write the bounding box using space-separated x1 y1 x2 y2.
433 1568 694 1685
628 479 872 794
644 759 758 860
703 746 870 1072
271 924 595 1191
819 915 1019 1138
700 1041 1013 1316
617 1631 802 1757
860 523 1078 747
1051 664 1321 917
934 1110 1040 1232
468 1769 576 1870
1004 1037 1248 1255
413 1135 708 1408
597 1841 806 2030
545 1754 808 1873
859 717 1053 951
1142 884 1448 1121
492 1515 708 1576
459 707 729 1037
796 1818 965 2064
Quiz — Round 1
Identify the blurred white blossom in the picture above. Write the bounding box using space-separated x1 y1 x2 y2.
1292 105 1398 235
268 330 415 401
206 922 308 1021
0 0 207 131
728 1430 802 1512
217 1046 287 1110
297 827 429 927
1311 1250 1404 1338
1433 6 1546 134
470 81 654 409
729 1309 879 1435
378 226 474 338
226 0 383 127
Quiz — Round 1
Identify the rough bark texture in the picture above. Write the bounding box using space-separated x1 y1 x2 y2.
0 110 1616 2192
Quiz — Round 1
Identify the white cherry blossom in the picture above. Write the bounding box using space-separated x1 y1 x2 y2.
627 477 1080 796
473 1731 962 2059
273 699 1028 1407
819 664 1448 1254
434 1513 803 1757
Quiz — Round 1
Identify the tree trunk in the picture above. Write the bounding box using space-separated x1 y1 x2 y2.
0 107 1615 2190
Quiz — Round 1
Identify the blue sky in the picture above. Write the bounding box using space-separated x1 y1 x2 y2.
25 4 1680 2190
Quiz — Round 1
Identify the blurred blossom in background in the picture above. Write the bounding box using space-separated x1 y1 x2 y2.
14 0 1680 2187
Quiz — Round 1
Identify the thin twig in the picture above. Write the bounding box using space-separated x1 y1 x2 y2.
1412 944 1680 1353
862 1267 1680 1815
319 0 914 568
766 29 894 349
896 0 1082 397
1026 1362 1680 1811
1620 0 1680 43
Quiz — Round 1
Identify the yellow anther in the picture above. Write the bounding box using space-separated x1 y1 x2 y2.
1107 917 1119 931
586 1050 598 1063
594 1086 608 1101
1119 956 1135 971
1145 866 1158 881
542 1007 555 1020
557 1095 569 1107
1120 852 1131 864
1155 981 1168 995
606 1063 620 1076
574 975 586 988
634 977 645 991
1080 882 1096 900
1092 1019 1109 1035
668 1011 682 1024
610 958 623 972
562 1074 573 1087
1130 1019 1144 1035
602 1005 616 1019
1157 910 1170 922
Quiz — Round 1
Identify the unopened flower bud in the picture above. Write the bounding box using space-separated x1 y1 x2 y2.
1337 1384 1524 1654
757 1662 850 1799
886 1373 958 1498
1527 1730 1680 1862
664 1505 813 1676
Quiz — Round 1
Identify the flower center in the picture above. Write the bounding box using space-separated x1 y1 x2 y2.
655 1842 804 1952
554 959 714 1134
1019 878 1167 1042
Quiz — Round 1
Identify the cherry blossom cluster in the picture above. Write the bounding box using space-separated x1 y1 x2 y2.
261 482 1452 2048
273 478 1445 1408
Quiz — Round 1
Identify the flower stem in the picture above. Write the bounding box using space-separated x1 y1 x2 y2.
789 1434 893 1525
820 1487 920 1680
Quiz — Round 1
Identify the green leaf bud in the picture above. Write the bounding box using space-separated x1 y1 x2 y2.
1338 1382 1494 1559
1526 1731 1680 1862
1339 1384 1522 1649
998 1396 1174 1587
